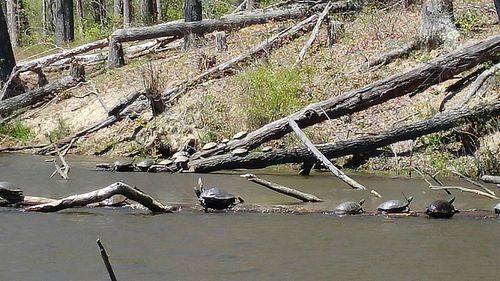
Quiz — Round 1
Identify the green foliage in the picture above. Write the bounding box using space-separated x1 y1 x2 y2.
47 118 70 143
0 120 33 142
455 10 487 33
239 65 304 129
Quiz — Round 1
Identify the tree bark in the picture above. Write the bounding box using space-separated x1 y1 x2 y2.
55 0 74 45
140 0 156 25
418 0 459 49
495 0 500 22
188 101 500 173
6 0 18 48
107 37 125 68
0 7 16 83
183 0 202 49
123 0 131 27
43 0 56 34
193 33 500 159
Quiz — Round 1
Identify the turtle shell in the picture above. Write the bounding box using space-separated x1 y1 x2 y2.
377 199 411 213
157 159 174 166
231 148 248 156
113 160 135 172
495 202 500 215
333 201 364 216
425 199 458 218
202 142 218 150
262 146 273 152
232 131 248 140
0 181 20 190
199 187 238 210
136 159 155 171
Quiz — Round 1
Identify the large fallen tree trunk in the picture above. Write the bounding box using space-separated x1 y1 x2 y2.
0 63 85 118
194 33 500 159
188 101 500 172
24 182 174 212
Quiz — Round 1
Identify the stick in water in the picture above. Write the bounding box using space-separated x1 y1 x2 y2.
96 239 118 281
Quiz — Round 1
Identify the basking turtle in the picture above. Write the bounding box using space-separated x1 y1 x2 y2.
136 159 155 172
0 181 24 203
231 148 248 156
202 142 218 151
495 202 500 216
261 146 273 153
377 194 413 214
425 197 459 218
333 199 365 216
194 178 244 212
232 131 248 140
112 159 135 172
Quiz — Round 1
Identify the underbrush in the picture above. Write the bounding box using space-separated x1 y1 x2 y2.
0 120 33 142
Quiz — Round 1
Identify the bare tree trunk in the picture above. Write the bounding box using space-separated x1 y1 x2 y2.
183 0 202 49
156 0 162 22
140 0 155 25
114 0 123 17
92 0 107 29
55 0 74 45
123 0 131 27
495 0 500 22
418 0 459 49
0 6 16 83
6 0 18 48
246 0 260 10
43 0 56 34
75 0 84 34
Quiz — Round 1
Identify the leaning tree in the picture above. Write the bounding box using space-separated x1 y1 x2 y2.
0 6 16 84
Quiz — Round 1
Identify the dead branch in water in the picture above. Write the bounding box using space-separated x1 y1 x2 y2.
430 186 499 200
450 169 496 196
289 118 366 190
24 182 174 213
241 173 322 202
96 239 118 281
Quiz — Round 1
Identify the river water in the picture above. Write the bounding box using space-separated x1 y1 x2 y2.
0 153 499 281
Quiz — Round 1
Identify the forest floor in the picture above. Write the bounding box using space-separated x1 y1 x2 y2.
2 0 499 176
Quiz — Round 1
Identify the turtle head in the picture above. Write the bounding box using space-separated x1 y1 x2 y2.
448 197 456 204
237 196 245 203
194 187 201 198
402 192 413 204
358 199 366 206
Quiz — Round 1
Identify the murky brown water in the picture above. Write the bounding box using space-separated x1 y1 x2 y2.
1 153 499 280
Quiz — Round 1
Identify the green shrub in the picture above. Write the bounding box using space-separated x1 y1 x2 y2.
0 120 33 142
456 10 487 32
47 117 70 143
239 65 304 129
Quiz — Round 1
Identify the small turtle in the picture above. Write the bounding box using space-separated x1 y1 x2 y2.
232 131 248 140
172 151 189 159
262 146 273 152
112 159 135 172
202 142 218 151
0 181 24 203
495 202 500 216
377 194 413 214
221 138 230 144
174 155 189 170
136 159 155 172
231 148 248 156
333 199 365 216
425 197 459 219
157 159 174 166
194 178 244 212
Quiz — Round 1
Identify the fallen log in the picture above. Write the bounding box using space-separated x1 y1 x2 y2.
188 101 500 172
194 33 500 159
482 175 500 184
24 182 174 213
241 173 322 202
288 118 366 190
0 63 85 118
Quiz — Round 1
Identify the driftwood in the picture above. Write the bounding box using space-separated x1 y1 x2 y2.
241 173 322 202
482 175 500 184
450 169 496 196
0 63 85 118
288 118 366 190
24 182 174 212
430 186 499 200
96 239 118 281
194 33 500 159
189 101 500 172
295 1 335 66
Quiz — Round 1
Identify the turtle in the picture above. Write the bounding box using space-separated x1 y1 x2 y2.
231 148 248 156
194 178 244 212
333 199 365 216
157 159 174 166
172 151 189 159
232 131 248 140
377 194 413 214
136 159 155 172
425 197 459 218
0 181 24 203
174 155 189 170
495 202 500 216
112 159 135 172
202 142 218 151
221 138 230 144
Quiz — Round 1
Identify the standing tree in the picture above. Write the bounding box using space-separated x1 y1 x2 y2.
5 0 18 48
418 0 459 49
114 0 123 24
183 0 202 49
55 0 74 45
75 0 84 34
0 6 16 84
246 0 260 11
92 0 108 29
43 0 56 34
495 0 500 22
123 0 131 27
140 0 155 25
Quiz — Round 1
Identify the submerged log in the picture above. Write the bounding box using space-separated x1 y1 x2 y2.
241 173 322 202
189 101 500 172
288 118 366 190
24 182 175 213
194 34 500 159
